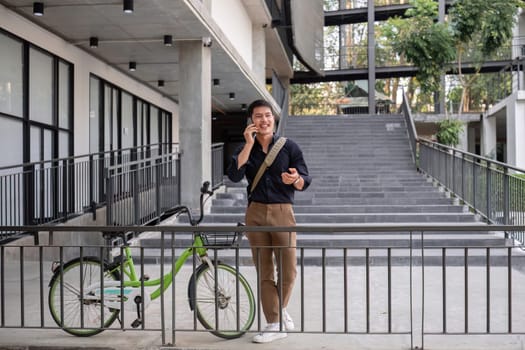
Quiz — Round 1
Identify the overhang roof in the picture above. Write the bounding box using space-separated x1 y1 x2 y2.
0 0 285 114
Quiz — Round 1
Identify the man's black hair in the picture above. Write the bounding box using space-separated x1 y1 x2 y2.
247 99 274 118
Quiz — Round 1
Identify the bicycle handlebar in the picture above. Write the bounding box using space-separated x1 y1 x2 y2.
163 181 214 226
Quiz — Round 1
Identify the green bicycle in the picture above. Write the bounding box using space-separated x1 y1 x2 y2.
48 181 256 339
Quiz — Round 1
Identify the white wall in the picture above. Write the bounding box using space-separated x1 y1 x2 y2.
481 114 497 159
0 4 179 154
506 91 525 169
210 0 253 70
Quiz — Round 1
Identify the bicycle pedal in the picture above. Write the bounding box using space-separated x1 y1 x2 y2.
131 319 142 328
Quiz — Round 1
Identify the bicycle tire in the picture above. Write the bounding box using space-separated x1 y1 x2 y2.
188 262 255 339
48 257 121 336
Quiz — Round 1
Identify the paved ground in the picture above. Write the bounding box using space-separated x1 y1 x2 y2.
3 246 525 349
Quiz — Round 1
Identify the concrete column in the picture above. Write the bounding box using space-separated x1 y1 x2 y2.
179 41 212 210
506 93 525 168
481 115 497 159
467 124 477 154
367 1 375 114
252 24 265 86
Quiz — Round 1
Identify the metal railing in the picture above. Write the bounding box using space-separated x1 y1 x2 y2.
0 224 524 350
401 92 525 245
105 152 181 227
485 57 524 107
418 141 525 242
401 90 418 164
0 144 176 242
289 102 395 115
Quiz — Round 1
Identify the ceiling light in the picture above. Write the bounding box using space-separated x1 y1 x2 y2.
158 80 165 87
241 104 247 111
89 37 99 48
213 79 220 86
163 35 173 47
123 0 133 13
33 2 44 16
129 61 136 71
229 93 235 100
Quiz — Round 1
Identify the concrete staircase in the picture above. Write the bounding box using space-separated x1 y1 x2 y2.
139 114 509 264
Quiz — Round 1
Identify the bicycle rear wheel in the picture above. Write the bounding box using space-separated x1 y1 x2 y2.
48 257 120 336
188 262 255 339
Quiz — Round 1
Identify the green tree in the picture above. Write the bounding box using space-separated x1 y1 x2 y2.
436 118 463 146
384 0 455 93
290 82 345 115
448 0 522 113
385 0 523 105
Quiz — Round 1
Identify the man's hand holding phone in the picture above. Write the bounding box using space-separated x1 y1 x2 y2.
244 123 258 145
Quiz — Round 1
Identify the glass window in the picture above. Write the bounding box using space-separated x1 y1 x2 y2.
112 89 119 150
136 100 143 146
44 129 52 162
0 33 23 117
29 47 53 125
104 85 112 152
150 106 159 145
121 92 133 149
89 76 100 153
0 118 23 167
30 127 41 163
58 61 71 129
59 131 69 159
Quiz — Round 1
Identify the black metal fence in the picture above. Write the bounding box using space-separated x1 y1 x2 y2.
419 141 525 243
211 143 224 189
0 224 524 349
105 152 181 227
0 142 230 242
0 144 176 242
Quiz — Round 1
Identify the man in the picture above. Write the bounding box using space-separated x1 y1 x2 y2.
227 99 311 343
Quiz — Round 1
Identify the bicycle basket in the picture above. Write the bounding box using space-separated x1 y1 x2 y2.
201 232 241 248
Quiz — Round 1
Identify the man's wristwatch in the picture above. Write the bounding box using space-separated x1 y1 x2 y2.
293 176 301 185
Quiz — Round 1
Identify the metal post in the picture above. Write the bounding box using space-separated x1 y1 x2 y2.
486 163 491 220
503 168 509 225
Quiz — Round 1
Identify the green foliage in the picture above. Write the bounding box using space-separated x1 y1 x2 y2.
436 118 463 146
385 0 455 93
449 0 523 56
386 0 523 96
289 82 345 115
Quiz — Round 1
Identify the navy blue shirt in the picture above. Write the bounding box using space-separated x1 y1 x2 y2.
227 134 311 204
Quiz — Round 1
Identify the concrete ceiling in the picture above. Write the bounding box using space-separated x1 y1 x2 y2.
0 0 279 114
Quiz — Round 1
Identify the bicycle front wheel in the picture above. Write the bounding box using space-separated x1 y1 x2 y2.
188 262 255 339
48 257 120 336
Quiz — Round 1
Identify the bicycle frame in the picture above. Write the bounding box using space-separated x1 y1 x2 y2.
84 234 209 303
96 181 216 301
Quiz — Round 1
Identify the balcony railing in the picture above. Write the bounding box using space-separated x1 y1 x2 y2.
105 152 180 227
0 142 228 243
0 144 177 241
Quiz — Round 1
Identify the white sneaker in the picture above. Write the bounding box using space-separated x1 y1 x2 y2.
252 323 287 343
283 309 295 331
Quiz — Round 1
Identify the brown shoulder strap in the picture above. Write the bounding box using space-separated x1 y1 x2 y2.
250 137 287 194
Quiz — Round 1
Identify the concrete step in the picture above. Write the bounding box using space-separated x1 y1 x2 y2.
210 204 467 214
180 212 478 224
135 229 513 265
298 197 455 205
139 232 508 250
